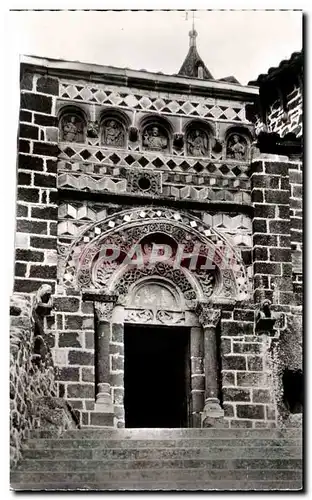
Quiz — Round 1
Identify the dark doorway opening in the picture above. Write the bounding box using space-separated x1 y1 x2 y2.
124 324 190 428
283 369 303 414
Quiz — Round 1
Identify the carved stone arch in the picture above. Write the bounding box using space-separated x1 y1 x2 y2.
61 207 249 303
183 119 214 159
58 105 88 143
99 108 130 148
139 115 172 153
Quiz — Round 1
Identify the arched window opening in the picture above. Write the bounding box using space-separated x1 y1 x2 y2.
283 369 303 414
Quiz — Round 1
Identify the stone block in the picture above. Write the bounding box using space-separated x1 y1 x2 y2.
223 388 251 402
36 76 59 96
89 412 114 427
236 372 268 388
269 248 292 262
264 161 288 176
20 92 52 114
17 188 40 204
221 338 232 355
191 374 205 391
221 321 254 336
110 343 124 356
20 72 33 90
56 367 79 382
18 172 31 186
253 262 281 275
65 315 83 330
111 355 124 372
236 404 265 419
16 204 28 218
233 310 254 322
20 110 32 123
46 159 58 173
34 113 57 127
254 204 276 219
252 389 271 403
265 190 289 205
252 247 268 261
19 139 30 153
269 220 291 235
222 355 246 371
16 248 44 263
34 173 57 188
111 324 123 343
250 160 264 173
67 384 94 399
251 189 264 203
14 279 55 293
54 297 80 312
221 371 235 386
68 350 94 366
18 153 44 171
223 403 235 417
15 262 26 277
30 236 56 249
247 356 263 371
81 368 94 382
252 219 267 233
29 265 56 279
85 332 94 349
20 124 39 140
31 206 58 220
229 419 253 428
33 142 59 157
59 332 82 348
45 127 59 142
253 234 278 247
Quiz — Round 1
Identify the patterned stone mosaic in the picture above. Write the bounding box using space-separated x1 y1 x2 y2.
58 145 250 177
59 81 248 123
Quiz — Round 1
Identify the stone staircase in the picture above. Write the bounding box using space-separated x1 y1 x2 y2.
11 427 303 491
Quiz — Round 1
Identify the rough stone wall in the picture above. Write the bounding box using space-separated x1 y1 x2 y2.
16 72 59 294
221 306 278 428
265 83 302 138
10 293 57 466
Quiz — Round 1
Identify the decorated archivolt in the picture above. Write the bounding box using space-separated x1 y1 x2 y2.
60 207 249 305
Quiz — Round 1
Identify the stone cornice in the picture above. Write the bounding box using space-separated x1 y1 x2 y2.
20 55 259 102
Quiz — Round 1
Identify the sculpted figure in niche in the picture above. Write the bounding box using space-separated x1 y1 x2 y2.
143 126 168 151
187 129 208 157
62 115 84 142
102 120 124 147
227 134 247 160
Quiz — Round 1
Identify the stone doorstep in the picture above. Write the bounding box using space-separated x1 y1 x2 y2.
9 479 303 492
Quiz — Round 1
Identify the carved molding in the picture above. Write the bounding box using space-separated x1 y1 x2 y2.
125 308 185 325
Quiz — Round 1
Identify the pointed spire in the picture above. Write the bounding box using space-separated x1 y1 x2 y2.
178 12 213 80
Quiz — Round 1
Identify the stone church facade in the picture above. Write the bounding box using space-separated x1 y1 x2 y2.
10 29 302 489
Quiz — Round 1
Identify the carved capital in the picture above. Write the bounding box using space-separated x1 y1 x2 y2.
94 301 115 322
197 302 221 328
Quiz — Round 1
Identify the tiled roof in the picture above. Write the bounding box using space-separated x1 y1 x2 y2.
248 51 303 86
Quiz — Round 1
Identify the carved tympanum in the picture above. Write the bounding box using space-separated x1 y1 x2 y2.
61 115 84 142
186 129 209 157
102 119 125 147
143 126 168 151
226 134 247 160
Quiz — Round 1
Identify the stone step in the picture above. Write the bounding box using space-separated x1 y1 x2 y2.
16 458 302 472
21 447 302 461
10 479 303 491
24 437 302 450
10 468 302 484
28 427 302 440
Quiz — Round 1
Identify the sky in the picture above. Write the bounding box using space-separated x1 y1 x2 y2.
7 9 302 85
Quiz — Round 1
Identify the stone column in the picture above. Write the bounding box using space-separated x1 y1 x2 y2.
94 301 115 414
197 303 224 427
